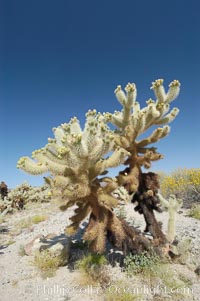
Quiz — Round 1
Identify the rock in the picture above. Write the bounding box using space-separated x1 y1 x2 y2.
194 265 200 275
48 241 70 265
45 233 57 239
168 245 180 258
24 234 44 256
24 233 71 265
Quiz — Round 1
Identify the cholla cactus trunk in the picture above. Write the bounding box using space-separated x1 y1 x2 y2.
17 79 181 256
80 184 151 254
131 172 167 244
168 216 175 243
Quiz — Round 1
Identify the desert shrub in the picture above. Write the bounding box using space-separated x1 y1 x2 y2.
124 250 160 276
75 253 110 285
160 168 200 208
187 204 200 220
18 245 26 257
33 249 63 278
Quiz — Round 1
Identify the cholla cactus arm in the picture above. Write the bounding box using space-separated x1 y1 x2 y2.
32 150 68 175
112 79 180 140
17 157 49 175
147 79 180 127
165 80 181 103
150 79 166 103
52 175 72 188
128 151 164 170
154 108 180 125
114 83 137 130
99 177 118 193
88 147 130 180
151 79 180 105
136 126 170 148
117 165 141 193
102 147 130 169
66 201 91 235
157 192 170 209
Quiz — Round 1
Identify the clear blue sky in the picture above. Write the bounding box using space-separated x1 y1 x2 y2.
1 0 199 188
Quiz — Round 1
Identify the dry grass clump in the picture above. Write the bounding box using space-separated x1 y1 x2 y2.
33 249 64 278
0 215 6 224
31 215 48 224
187 204 200 220
15 214 48 230
75 253 110 286
5 238 15 246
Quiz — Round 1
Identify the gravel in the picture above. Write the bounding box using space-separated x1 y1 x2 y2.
0 202 200 301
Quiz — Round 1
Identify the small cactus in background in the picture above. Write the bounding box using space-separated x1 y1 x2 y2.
157 193 183 242
0 197 14 215
17 79 180 254
0 181 8 199
0 182 51 215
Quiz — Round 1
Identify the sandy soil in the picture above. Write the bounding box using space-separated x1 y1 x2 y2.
0 202 200 301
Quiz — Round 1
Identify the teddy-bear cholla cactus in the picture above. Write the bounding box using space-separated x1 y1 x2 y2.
17 110 132 252
157 193 183 243
17 79 180 254
108 79 180 244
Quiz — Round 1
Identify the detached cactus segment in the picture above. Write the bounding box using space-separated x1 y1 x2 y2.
157 193 183 243
17 79 180 255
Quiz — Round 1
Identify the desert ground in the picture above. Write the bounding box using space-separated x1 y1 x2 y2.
0 201 200 301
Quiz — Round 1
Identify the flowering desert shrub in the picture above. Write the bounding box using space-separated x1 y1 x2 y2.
160 168 200 207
